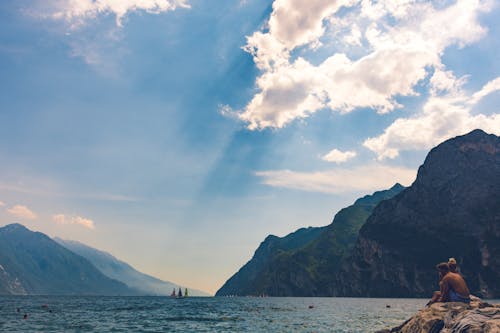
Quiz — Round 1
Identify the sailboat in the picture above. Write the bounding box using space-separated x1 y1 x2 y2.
170 288 176 298
184 288 188 297
177 287 183 298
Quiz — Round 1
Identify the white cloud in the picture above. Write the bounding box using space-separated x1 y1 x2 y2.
364 76 500 160
243 0 354 71
41 0 190 27
53 214 95 229
268 0 353 50
256 164 416 194
322 148 357 163
0 200 5 207
29 0 191 68
231 0 493 129
7 205 37 220
470 77 500 105
429 69 467 96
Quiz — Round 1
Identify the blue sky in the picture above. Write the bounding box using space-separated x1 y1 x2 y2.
0 0 499 294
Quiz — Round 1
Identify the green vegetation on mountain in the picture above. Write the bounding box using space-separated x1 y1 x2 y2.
216 184 404 296
0 224 134 295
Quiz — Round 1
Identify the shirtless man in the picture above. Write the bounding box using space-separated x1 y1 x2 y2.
429 262 470 305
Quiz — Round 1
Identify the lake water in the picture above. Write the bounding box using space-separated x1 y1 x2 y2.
0 296 432 332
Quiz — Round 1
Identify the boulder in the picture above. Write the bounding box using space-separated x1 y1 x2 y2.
377 296 500 333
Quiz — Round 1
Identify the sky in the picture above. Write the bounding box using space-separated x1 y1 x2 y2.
0 0 499 295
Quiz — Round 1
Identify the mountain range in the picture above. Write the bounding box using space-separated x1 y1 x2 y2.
0 223 133 295
0 223 209 296
216 184 405 296
217 129 500 298
55 238 208 296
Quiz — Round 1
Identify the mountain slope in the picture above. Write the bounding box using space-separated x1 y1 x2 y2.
0 224 134 295
216 184 404 296
216 226 326 296
55 238 209 296
333 129 500 298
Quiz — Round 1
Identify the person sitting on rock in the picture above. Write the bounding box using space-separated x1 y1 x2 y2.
429 262 470 305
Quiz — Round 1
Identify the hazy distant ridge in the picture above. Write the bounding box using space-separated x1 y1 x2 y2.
55 238 209 296
0 224 133 295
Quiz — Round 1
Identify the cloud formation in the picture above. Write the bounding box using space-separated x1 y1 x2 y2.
53 214 95 229
364 76 500 159
7 205 37 220
321 148 356 163
232 0 493 130
41 0 190 26
256 164 416 194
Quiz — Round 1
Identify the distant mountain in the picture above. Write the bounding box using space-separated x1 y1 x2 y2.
216 184 404 296
0 224 134 295
55 238 209 297
333 129 500 298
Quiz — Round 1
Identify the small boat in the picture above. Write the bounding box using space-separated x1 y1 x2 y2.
170 288 176 298
177 288 183 298
184 288 188 297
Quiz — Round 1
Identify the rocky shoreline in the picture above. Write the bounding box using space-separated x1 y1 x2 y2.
376 296 500 333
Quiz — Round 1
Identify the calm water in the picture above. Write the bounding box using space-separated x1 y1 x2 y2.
0 296 428 332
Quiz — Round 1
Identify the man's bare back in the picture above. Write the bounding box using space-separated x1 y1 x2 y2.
441 272 470 301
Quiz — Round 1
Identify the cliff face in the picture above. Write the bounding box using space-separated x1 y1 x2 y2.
334 130 500 298
216 184 404 296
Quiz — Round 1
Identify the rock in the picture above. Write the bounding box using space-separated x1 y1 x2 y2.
377 296 500 333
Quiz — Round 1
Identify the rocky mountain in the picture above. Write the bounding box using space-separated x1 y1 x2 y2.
0 224 134 295
333 129 500 298
55 238 209 296
216 184 405 296
216 226 326 296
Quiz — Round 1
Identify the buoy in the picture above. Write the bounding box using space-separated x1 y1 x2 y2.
23 314 28 319
308 305 314 309
386 305 391 308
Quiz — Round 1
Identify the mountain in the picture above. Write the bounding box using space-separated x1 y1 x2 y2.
333 129 500 298
0 224 134 295
216 184 405 296
55 238 209 296
216 226 326 296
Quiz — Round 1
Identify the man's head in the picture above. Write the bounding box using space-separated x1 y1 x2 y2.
448 258 458 272
436 262 450 276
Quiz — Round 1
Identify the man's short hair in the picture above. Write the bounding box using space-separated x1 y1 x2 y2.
436 262 450 273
